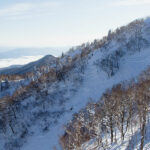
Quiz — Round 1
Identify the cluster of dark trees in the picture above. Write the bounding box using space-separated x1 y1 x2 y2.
0 74 24 81
97 49 125 77
60 68 150 150
0 79 9 92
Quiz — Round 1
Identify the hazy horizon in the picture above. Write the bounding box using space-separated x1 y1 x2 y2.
0 0 150 49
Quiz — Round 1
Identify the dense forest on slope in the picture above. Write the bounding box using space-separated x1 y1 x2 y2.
60 68 150 150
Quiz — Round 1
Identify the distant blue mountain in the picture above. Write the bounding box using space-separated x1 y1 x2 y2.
0 55 57 75
0 47 69 59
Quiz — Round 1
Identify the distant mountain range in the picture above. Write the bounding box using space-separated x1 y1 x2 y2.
0 47 69 59
0 55 57 75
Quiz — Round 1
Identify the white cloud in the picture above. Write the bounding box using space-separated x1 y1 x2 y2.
113 0 150 6
0 55 43 69
0 1 60 19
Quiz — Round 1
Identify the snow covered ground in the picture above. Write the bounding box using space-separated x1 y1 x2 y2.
81 114 150 150
21 47 150 150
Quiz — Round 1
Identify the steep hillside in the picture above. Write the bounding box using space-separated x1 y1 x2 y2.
61 68 150 150
0 18 150 150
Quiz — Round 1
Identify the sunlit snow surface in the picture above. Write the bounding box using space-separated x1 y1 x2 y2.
21 48 150 150
0 55 43 69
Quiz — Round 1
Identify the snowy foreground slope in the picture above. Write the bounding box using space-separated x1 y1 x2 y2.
1 18 150 150
22 48 150 150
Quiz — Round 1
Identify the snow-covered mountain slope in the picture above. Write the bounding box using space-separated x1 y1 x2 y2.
1 18 150 150
0 55 58 99
21 48 150 150
80 119 150 150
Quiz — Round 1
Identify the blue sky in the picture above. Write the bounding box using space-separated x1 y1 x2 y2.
0 0 150 48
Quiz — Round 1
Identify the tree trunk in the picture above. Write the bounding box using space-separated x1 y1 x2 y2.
140 112 146 150
110 116 114 144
